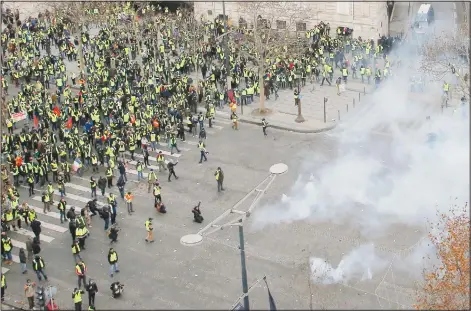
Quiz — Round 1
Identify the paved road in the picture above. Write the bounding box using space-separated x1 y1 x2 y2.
2 4 458 310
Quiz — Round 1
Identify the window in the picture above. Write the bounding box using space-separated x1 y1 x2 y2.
276 20 286 29
296 22 306 31
207 10 212 16
257 18 269 29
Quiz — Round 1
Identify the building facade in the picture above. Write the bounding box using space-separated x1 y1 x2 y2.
194 2 389 39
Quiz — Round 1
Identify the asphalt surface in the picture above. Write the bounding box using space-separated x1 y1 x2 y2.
2 2 463 310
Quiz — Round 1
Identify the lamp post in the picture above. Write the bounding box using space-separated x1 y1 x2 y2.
181 163 289 311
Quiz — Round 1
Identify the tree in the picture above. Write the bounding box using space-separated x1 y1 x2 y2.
414 203 470 310
419 24 470 98
236 2 309 113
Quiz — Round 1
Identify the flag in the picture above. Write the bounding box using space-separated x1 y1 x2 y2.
53 106 61 116
264 278 277 311
33 115 39 128
66 117 73 129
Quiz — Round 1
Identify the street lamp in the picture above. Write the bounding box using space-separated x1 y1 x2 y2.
180 163 289 311
295 68 305 123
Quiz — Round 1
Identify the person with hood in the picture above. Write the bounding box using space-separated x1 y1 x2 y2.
32 237 41 255
85 279 98 307
19 248 27 274
108 224 119 244
98 176 107 196
30 218 42 243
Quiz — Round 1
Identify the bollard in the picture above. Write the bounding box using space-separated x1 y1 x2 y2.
338 110 340 121
359 92 361 102
364 87 366 95
346 104 349 112
353 98 355 108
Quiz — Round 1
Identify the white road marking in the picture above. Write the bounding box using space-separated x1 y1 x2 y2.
15 228 55 243
27 202 62 220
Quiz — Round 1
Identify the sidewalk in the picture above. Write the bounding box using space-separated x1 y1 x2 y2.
211 79 374 133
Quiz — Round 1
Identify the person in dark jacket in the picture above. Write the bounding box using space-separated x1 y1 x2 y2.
32 238 41 255
118 162 127 182
167 160 178 182
98 176 107 196
19 248 27 274
67 206 76 221
69 218 77 241
117 176 125 199
86 279 98 307
30 219 42 243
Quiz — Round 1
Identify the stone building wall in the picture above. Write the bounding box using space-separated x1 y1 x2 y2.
194 1 389 39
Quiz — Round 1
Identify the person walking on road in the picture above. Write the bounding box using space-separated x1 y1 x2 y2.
156 151 167 172
72 240 82 263
215 167 225 192
24 279 36 310
98 176 107 196
32 255 48 281
86 279 98 308
31 218 42 243
75 261 87 289
147 169 157 192
167 160 179 182
198 141 208 163
124 191 134 215
145 218 154 243
262 118 268 137
90 177 97 198
72 287 85 311
108 248 120 277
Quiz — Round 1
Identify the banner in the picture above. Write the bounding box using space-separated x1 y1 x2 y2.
11 112 26 122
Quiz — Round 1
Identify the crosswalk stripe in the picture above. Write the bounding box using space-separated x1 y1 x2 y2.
38 222 68 233
63 183 90 193
209 124 224 130
126 149 181 159
28 202 62 220
2 267 9 273
51 187 107 206
11 254 20 263
11 238 26 249
128 160 164 171
126 168 148 178
14 229 55 243
183 140 198 146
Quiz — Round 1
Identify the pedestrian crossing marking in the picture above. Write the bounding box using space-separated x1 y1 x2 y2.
128 160 165 172
126 149 181 158
27 202 62 220
2 267 9 273
10 238 26 250
126 168 148 178
37 222 68 233
14 228 55 243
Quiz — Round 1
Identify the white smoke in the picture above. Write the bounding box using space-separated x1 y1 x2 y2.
310 244 389 284
310 240 438 285
252 74 469 236
251 33 469 285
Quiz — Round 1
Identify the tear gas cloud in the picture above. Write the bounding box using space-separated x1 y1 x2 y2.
251 37 469 284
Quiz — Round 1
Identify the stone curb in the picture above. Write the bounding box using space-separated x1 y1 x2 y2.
238 117 337 134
